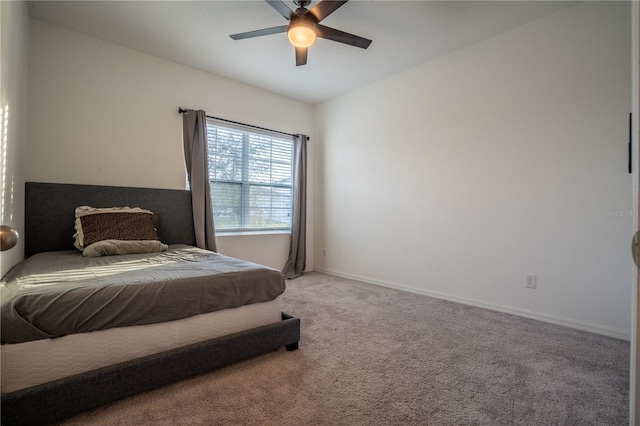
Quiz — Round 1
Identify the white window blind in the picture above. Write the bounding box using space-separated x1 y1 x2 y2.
206 119 293 232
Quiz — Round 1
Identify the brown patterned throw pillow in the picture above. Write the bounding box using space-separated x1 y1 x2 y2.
78 212 159 247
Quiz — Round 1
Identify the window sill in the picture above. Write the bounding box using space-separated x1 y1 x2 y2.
216 230 291 237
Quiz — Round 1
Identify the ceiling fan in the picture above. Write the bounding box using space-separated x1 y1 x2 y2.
230 0 372 66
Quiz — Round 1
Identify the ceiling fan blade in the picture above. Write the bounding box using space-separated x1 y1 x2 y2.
266 0 293 20
316 24 372 49
230 25 288 40
295 46 308 66
309 0 349 22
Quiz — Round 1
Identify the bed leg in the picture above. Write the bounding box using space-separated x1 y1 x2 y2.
285 342 299 351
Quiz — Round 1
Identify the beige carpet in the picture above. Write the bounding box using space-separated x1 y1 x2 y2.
61 272 629 425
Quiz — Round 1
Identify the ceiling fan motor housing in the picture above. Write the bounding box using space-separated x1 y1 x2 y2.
290 8 319 27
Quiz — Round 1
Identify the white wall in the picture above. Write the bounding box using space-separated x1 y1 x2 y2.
1 1 29 276
314 2 632 338
28 20 314 270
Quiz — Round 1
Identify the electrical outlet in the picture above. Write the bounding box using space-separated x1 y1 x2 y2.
322 248 327 257
525 274 537 289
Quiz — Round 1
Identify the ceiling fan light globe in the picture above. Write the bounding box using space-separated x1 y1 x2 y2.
288 26 316 48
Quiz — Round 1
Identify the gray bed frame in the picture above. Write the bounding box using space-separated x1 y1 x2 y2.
1 182 300 426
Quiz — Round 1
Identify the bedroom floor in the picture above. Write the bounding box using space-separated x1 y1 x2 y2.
61 272 629 425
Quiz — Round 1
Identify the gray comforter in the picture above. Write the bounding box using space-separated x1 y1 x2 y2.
1 245 286 344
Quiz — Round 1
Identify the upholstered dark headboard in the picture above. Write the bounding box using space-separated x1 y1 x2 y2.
25 182 196 257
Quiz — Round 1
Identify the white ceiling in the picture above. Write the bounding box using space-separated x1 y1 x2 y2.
28 0 576 105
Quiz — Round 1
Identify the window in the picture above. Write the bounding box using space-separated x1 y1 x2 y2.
206 119 293 233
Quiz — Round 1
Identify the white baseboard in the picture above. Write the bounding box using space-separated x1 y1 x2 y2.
313 267 630 341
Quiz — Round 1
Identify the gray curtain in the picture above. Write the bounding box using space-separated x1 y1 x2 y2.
182 109 217 252
283 134 308 279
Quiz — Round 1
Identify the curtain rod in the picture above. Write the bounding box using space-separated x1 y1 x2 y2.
178 107 307 140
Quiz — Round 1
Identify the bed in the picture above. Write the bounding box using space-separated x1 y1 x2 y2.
1 182 300 425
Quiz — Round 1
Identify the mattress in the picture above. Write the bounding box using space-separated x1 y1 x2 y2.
1 245 286 343
1 296 282 393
